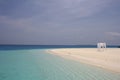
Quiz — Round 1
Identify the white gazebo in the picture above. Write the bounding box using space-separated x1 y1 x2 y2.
97 42 106 51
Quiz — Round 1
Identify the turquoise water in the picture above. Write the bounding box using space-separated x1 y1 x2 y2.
0 49 120 80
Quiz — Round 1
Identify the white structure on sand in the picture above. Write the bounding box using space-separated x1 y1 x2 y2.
97 43 106 51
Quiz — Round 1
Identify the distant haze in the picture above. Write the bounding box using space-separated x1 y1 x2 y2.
0 0 120 45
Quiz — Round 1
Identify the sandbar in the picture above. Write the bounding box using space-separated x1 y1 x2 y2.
48 48 120 73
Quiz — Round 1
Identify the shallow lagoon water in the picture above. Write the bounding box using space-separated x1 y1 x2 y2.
0 49 120 80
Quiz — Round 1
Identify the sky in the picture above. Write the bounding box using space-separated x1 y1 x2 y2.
0 0 120 45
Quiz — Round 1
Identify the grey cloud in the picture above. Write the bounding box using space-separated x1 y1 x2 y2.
0 0 120 45
106 32 120 36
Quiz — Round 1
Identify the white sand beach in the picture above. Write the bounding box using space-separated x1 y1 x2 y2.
48 48 120 73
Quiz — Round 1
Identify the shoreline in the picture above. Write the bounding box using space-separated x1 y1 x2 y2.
47 48 120 73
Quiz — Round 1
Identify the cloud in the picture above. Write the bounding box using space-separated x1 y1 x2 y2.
0 0 120 45
0 0 116 26
0 0 118 34
0 16 30 27
57 0 112 17
106 32 120 36
33 0 114 18
25 0 115 25
0 0 119 31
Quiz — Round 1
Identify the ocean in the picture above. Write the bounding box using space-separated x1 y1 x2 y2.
0 45 118 50
0 45 120 80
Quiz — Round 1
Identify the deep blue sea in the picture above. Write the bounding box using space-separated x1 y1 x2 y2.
0 45 120 80
0 45 118 50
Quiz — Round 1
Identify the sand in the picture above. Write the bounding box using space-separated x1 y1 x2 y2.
48 48 120 73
